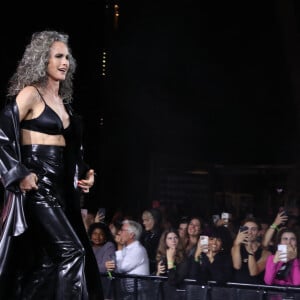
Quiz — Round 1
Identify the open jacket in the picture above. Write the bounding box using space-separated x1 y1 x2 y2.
0 101 30 283
0 99 103 299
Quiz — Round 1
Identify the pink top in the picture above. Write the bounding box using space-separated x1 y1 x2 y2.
264 255 300 286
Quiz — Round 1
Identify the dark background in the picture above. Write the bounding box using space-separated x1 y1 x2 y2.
1 1 300 221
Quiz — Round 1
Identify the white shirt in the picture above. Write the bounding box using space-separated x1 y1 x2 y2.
115 240 150 275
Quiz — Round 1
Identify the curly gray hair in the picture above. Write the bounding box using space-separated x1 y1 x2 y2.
7 30 76 103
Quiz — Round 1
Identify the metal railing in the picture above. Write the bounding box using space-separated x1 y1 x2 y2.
100 272 300 300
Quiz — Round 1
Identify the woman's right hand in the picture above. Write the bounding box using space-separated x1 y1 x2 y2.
235 229 248 246
19 172 38 193
156 260 166 275
274 211 288 227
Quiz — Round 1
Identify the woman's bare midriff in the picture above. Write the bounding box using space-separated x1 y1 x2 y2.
21 129 66 146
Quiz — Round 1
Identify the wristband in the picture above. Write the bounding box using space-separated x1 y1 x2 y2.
270 224 279 231
248 252 254 256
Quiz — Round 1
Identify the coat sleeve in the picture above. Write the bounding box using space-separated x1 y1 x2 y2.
0 102 30 192
264 255 277 285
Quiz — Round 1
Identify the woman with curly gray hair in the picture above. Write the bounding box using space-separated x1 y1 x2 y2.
0 31 103 299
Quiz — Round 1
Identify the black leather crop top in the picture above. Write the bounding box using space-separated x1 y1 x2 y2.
20 86 69 135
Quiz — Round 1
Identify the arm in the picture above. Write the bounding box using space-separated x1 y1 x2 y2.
262 212 288 249
231 230 247 269
0 100 31 191
77 169 95 193
248 248 271 276
290 259 300 285
98 242 116 273
264 255 277 285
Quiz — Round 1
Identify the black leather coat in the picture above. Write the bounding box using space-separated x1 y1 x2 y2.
0 101 30 284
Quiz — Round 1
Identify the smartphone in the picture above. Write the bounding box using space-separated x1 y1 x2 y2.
212 214 220 224
221 212 230 227
277 244 287 262
239 226 248 232
97 207 106 217
199 235 209 253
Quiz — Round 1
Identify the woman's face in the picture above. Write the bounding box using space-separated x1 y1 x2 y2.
166 232 179 249
142 212 155 231
188 218 201 236
280 232 297 247
178 223 188 239
47 41 70 82
209 237 222 253
91 228 106 246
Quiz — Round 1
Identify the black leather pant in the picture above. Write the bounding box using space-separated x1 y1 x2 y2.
20 145 89 300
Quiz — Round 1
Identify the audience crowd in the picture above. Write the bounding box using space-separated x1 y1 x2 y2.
83 195 300 299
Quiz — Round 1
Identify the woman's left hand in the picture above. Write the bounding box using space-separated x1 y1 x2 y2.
77 169 95 193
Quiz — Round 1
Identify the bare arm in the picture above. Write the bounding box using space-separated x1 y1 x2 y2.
248 248 271 276
231 230 248 269
262 212 288 248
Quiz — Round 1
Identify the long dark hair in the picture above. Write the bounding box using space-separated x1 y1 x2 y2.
156 228 185 264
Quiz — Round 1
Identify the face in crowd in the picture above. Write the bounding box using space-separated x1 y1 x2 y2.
208 236 222 253
142 211 155 231
188 218 201 237
178 222 188 239
280 231 297 247
165 232 179 249
91 228 106 247
243 221 259 243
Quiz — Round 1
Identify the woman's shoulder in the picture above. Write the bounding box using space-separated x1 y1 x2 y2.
16 86 40 104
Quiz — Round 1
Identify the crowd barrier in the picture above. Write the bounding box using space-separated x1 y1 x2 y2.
100 273 300 300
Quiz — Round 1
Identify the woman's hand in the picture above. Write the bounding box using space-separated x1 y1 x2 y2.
234 229 248 246
274 211 288 227
156 260 166 275
19 172 38 193
77 169 95 193
166 247 176 262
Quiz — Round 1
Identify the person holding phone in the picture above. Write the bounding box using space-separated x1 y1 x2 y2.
189 226 233 283
262 210 289 253
231 217 271 284
264 228 300 285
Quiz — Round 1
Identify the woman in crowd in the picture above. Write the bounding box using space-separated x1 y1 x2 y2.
88 222 116 299
185 216 203 257
156 228 189 299
141 208 163 273
189 226 233 283
88 222 116 273
264 228 300 286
